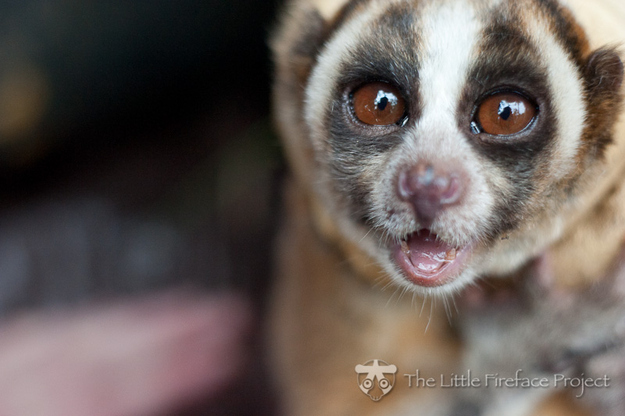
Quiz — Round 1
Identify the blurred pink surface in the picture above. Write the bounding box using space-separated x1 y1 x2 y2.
0 291 251 416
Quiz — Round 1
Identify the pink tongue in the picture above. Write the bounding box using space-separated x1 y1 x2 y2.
403 232 454 273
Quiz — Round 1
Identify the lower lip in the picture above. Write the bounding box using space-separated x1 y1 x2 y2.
392 241 472 287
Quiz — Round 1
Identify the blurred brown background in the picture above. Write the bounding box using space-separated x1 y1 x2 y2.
0 1 283 414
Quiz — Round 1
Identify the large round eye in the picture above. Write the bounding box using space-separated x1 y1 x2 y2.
352 82 406 126
476 92 537 136
362 379 373 389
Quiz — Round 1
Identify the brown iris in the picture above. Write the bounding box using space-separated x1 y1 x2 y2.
352 82 406 126
476 93 537 136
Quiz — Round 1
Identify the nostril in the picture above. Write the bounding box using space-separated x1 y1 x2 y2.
439 174 461 204
397 170 414 200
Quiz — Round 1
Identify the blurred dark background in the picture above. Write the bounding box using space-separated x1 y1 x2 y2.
0 1 283 414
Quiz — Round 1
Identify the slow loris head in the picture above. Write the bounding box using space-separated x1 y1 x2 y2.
272 0 625 295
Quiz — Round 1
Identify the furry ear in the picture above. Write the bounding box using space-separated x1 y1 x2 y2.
270 2 334 188
584 48 624 94
582 48 624 152
310 0 353 21
271 5 328 90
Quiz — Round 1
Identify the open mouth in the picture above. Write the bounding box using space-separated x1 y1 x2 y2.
392 230 471 287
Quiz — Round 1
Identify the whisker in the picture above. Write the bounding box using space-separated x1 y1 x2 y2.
425 297 435 333
419 292 428 317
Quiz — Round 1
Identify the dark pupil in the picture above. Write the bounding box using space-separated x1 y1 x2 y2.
498 101 512 120
376 94 389 111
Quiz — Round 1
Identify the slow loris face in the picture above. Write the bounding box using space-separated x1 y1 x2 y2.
275 0 624 295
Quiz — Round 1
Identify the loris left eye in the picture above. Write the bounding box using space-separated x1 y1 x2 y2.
351 82 407 126
474 92 538 136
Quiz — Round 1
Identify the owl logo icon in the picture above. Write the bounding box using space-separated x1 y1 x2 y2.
355 360 398 401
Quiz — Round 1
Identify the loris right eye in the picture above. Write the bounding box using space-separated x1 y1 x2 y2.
475 92 538 136
351 82 406 126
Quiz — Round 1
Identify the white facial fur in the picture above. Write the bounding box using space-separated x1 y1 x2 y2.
304 0 594 295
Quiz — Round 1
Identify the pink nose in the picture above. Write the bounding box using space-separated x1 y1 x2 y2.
397 163 465 227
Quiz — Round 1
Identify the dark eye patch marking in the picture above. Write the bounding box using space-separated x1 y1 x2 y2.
321 5 423 224
531 0 590 68
457 12 556 237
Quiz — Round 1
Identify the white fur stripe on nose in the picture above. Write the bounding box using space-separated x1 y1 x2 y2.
408 1 480 157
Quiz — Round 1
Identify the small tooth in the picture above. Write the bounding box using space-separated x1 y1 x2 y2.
445 248 457 261
401 240 411 256
417 263 443 273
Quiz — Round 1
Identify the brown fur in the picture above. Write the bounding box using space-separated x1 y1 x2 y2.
270 179 460 414
269 0 625 414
